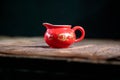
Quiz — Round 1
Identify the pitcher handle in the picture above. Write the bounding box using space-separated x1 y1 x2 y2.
72 26 85 42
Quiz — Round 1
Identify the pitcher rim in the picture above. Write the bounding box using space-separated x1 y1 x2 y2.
43 23 71 28
52 25 71 27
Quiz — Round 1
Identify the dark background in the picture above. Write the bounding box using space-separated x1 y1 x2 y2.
0 0 120 79
0 0 120 39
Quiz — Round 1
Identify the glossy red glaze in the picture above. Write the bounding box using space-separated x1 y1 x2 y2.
43 23 85 48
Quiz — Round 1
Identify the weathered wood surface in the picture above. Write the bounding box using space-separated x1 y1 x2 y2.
0 36 120 64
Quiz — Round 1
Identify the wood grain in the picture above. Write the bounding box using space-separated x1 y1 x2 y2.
0 36 120 64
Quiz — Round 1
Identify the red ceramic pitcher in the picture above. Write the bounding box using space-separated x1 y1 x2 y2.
43 23 85 48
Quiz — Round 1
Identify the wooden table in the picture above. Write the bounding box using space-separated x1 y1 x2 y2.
0 36 120 65
0 36 120 80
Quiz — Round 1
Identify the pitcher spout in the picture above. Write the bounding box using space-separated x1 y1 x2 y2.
43 23 53 29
